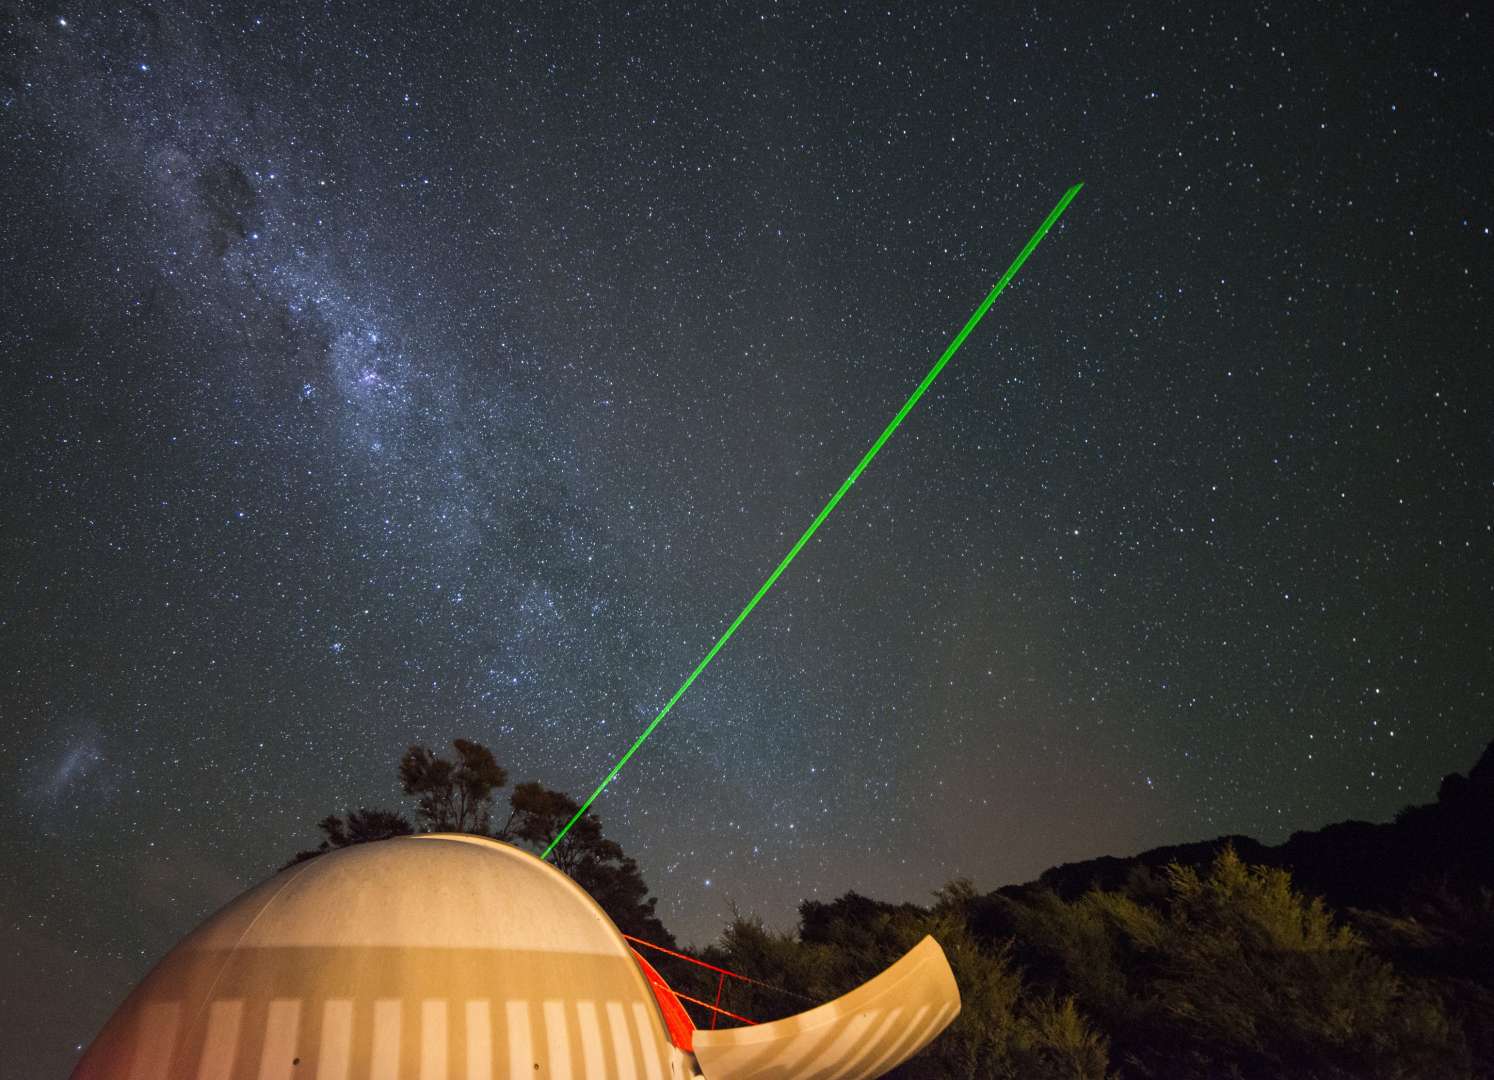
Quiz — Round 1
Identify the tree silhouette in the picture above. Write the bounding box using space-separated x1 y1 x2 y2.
287 739 672 944
399 738 508 833
501 780 674 943
502 781 608 870
285 807 414 866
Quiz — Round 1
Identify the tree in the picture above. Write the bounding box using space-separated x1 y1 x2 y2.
285 807 414 866
399 738 508 833
287 739 673 946
502 781 605 867
502 781 675 944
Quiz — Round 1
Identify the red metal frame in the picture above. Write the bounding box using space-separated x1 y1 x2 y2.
624 932 778 1037
628 947 700 1051
621 933 802 996
670 987 758 1028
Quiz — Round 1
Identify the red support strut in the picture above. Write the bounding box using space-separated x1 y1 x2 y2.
711 971 725 1030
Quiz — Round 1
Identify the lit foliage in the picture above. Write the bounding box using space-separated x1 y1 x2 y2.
704 848 1479 1079
998 847 1470 1079
709 886 1111 1080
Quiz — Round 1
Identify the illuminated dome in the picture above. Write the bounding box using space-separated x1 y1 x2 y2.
75 834 959 1079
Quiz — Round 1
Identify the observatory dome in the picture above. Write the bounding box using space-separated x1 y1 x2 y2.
73 834 681 1079
75 833 959 1079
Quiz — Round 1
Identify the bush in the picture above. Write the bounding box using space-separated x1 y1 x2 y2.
708 850 1475 1078
716 885 1111 1080
1003 847 1469 1079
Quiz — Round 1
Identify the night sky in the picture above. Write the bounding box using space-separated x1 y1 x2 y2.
3 2 1491 1073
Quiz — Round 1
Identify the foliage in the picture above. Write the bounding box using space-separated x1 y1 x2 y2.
398 738 507 833
1152 850 1459 1077
1351 882 1494 1077
992 847 1471 1079
287 738 671 945
712 884 1112 1080
711 847 1482 1079
501 781 608 869
1009 995 1113 1080
286 807 414 865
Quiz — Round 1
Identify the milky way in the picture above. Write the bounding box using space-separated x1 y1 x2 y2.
2 3 1490 1073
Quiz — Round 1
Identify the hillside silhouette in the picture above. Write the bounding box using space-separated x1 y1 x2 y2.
695 738 1494 1078
1003 738 1494 912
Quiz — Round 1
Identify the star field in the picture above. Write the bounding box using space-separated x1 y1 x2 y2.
2 3 1490 1074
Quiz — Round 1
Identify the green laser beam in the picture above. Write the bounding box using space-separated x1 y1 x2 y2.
543 182 1083 861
